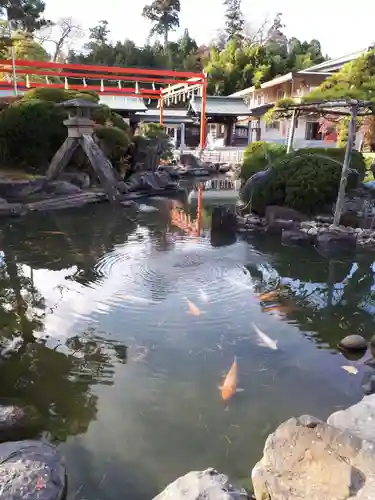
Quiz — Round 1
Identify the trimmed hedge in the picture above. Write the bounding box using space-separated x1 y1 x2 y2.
241 141 287 181
242 148 366 215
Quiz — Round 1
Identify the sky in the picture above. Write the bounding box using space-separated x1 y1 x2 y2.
44 0 375 58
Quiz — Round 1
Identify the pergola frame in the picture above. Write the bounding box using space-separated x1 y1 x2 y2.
0 58 208 149
273 99 375 226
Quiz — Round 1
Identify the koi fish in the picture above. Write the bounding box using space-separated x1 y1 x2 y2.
199 288 209 303
341 365 359 375
253 323 278 351
263 305 294 315
258 290 280 302
219 357 244 401
185 297 201 316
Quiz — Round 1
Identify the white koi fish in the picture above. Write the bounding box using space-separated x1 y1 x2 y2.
252 323 278 351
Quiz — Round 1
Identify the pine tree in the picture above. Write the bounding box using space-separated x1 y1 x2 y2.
223 0 244 43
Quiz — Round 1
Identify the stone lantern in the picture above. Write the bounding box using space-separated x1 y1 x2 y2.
46 99 120 202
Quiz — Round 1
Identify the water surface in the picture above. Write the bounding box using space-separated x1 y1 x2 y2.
0 199 374 499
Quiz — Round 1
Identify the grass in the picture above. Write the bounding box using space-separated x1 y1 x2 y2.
364 153 375 183
0 167 42 181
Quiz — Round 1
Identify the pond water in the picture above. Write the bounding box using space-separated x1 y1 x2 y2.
0 197 374 499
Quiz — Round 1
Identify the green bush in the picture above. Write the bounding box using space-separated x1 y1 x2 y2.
95 125 131 172
136 122 173 161
110 112 130 132
0 99 66 171
92 104 112 125
246 148 366 216
241 141 287 182
22 87 99 104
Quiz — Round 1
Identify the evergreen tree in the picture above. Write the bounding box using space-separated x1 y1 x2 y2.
142 0 180 50
223 0 244 43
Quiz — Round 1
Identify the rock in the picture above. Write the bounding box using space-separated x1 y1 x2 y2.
316 231 357 253
327 394 375 443
138 204 159 213
59 172 90 190
252 415 375 500
0 404 41 442
0 179 46 200
282 229 314 247
361 372 375 395
266 219 296 235
43 181 82 195
0 440 66 500
338 334 367 352
307 227 319 236
265 206 307 224
117 181 129 194
153 468 248 500
0 202 27 217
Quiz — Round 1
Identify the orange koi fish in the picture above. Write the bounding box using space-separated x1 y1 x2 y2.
263 305 294 315
219 357 244 402
258 290 280 302
185 297 201 316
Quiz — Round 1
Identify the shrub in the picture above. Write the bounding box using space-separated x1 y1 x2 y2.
241 141 287 182
0 99 66 171
22 87 99 104
95 125 131 173
136 122 173 161
246 148 366 216
92 104 112 125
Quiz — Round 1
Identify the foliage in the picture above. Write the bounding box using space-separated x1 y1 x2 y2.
22 87 99 103
0 0 50 33
223 0 244 43
243 148 366 215
95 124 131 172
241 141 287 181
136 121 173 160
142 0 181 48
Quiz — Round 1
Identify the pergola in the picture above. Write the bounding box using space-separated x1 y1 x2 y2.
273 99 375 225
0 58 208 149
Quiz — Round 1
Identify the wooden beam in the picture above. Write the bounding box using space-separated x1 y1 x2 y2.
333 104 358 226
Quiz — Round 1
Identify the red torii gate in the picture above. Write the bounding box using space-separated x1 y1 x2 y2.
0 58 208 149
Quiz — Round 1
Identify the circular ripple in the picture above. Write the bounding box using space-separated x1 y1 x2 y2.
90 234 260 327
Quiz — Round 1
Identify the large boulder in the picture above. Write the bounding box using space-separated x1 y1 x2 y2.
0 440 66 500
153 468 249 500
0 403 41 442
265 206 307 224
327 394 375 443
281 229 314 247
316 231 357 253
252 414 375 500
43 181 83 195
59 172 91 190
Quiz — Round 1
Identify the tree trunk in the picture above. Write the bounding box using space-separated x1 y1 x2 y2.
164 28 168 51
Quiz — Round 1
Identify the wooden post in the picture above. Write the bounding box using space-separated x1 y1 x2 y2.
286 109 297 154
159 97 164 126
333 104 358 226
200 76 207 150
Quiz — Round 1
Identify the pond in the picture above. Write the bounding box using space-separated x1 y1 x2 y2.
0 197 374 499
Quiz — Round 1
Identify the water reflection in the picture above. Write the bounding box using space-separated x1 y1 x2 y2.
0 200 374 498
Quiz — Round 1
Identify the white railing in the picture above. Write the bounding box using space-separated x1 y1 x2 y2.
193 179 241 191
176 148 245 165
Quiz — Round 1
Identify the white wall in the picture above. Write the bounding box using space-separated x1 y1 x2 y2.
258 116 337 149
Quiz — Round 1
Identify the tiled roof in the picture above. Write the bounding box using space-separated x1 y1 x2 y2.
188 96 250 117
135 108 193 124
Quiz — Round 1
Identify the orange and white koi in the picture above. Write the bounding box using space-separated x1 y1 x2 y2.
185 297 201 316
258 290 281 302
219 357 244 401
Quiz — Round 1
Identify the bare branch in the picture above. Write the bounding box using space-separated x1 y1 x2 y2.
35 17 85 62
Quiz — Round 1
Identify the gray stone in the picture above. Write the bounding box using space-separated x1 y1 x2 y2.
281 229 314 247
327 394 375 443
361 372 375 396
153 468 248 500
339 334 368 352
0 440 66 500
0 202 27 217
266 219 296 235
252 415 375 500
60 171 90 189
117 181 129 194
316 231 357 253
265 206 307 224
43 181 82 195
0 404 41 442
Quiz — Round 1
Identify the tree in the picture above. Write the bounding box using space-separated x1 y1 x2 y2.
0 0 50 32
142 0 180 50
36 16 84 62
87 19 110 47
223 0 244 43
